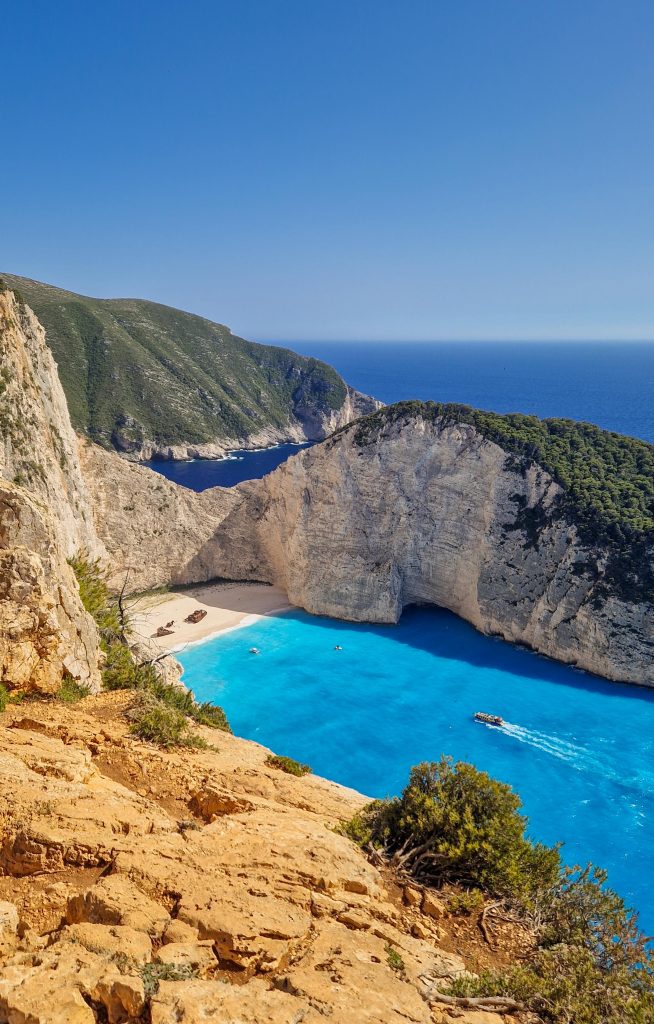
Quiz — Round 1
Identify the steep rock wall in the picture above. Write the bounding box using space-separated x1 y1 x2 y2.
0 290 102 558
245 416 653 685
0 290 101 691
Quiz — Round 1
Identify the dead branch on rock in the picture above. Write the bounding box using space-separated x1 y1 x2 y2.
421 981 521 1013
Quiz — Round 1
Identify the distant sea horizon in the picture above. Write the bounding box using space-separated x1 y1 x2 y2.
282 339 654 444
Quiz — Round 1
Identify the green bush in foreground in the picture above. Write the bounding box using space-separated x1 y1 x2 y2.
56 677 91 704
127 692 207 749
70 556 230 745
265 754 312 776
343 757 560 905
341 758 654 1024
0 684 8 713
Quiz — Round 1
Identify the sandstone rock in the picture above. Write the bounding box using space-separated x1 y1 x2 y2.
404 885 422 907
66 876 171 937
91 974 145 1023
150 977 323 1024
0 901 19 942
0 703 504 1024
0 944 107 1024
412 921 430 939
162 919 199 944
337 908 370 930
55 923 152 964
188 784 254 821
422 891 445 920
154 941 216 971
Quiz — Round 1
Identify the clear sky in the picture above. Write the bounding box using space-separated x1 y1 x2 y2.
3 0 654 340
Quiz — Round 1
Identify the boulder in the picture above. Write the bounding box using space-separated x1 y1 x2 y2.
66 875 170 938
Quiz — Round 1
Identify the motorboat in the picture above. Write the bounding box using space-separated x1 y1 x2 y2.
474 712 504 726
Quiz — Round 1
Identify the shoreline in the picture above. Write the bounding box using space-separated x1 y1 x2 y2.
129 582 291 654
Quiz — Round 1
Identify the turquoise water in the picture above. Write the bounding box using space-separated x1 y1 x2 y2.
179 606 654 931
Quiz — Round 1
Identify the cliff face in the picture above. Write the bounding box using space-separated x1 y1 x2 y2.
246 415 653 685
82 409 653 686
0 290 101 558
0 289 101 692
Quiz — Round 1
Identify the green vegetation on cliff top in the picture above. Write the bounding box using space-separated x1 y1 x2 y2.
1 274 347 451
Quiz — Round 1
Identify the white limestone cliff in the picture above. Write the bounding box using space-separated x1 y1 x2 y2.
0 289 101 692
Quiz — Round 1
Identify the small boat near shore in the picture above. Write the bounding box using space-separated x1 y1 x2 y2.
474 712 504 726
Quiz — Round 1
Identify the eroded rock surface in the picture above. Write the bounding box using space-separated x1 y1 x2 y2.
0 694 507 1024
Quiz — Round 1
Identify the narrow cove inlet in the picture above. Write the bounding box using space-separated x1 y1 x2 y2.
178 605 654 934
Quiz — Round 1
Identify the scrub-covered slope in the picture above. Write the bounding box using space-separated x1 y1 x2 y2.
1 274 378 459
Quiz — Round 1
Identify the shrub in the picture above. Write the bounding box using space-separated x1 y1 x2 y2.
127 692 206 749
447 888 484 915
265 754 312 777
343 758 560 905
69 556 122 640
149 680 231 732
0 684 8 713
385 944 405 973
57 678 90 704
140 962 198 997
70 558 231 739
343 758 654 1024
102 641 157 691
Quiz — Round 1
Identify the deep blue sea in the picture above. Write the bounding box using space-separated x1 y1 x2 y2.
290 340 654 443
179 606 654 930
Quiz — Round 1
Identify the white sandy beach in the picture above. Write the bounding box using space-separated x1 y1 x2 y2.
129 582 291 654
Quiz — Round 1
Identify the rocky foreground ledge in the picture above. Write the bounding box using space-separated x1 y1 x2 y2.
0 693 518 1024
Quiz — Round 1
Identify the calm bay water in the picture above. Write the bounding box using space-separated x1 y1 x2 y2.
179 606 654 931
144 442 311 491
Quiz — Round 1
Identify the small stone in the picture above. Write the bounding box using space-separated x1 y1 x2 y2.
0 901 19 941
403 885 422 907
337 909 370 930
155 941 215 970
422 891 444 920
411 921 430 939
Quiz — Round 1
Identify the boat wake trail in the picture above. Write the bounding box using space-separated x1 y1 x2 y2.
499 722 612 777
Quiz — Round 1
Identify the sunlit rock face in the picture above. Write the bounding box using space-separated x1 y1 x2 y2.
0 289 101 692
235 414 654 687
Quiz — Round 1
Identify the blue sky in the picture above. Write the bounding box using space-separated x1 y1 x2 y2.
2 0 654 340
